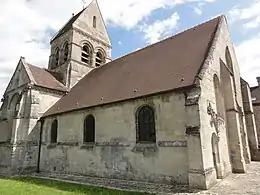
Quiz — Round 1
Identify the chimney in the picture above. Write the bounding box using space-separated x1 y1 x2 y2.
257 77 260 86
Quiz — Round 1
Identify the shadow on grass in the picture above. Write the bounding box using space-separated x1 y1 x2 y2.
10 177 150 195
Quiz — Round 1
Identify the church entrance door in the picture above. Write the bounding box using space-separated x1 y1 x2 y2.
212 133 221 179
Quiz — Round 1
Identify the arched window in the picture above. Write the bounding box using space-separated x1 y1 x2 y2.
225 47 233 73
81 44 92 65
63 42 69 62
51 119 58 143
213 74 224 119
136 105 156 143
95 51 104 67
8 93 22 117
83 115 95 143
93 16 97 28
55 48 60 67
225 47 237 97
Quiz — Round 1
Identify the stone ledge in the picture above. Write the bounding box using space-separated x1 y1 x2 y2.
158 141 187 147
189 167 215 176
95 142 131 147
132 143 158 153
13 141 38 147
42 141 187 148
226 108 239 113
73 27 111 48
57 142 79 147
0 165 9 168
0 141 11 146
47 143 58 149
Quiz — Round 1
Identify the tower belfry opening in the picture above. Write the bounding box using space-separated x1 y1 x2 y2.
47 0 112 88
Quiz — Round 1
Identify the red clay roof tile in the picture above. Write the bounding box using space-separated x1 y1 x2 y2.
27 64 68 92
42 16 221 117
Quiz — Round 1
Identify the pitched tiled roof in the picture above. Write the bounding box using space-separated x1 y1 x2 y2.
42 16 221 117
51 9 84 42
26 64 68 92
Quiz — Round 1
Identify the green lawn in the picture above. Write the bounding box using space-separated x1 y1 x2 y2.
0 177 148 195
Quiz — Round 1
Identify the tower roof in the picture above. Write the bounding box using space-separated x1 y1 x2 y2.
43 15 223 118
51 0 110 45
51 10 84 43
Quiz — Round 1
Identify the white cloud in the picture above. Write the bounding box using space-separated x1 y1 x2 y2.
118 41 122 45
228 1 260 87
228 0 260 29
0 0 84 99
101 0 215 29
243 16 260 29
193 7 203 15
141 12 180 44
235 36 260 86
0 0 216 100
191 2 207 16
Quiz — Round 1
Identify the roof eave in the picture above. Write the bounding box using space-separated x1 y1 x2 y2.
33 84 68 93
41 83 197 119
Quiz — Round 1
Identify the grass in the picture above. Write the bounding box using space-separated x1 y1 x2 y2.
0 177 148 195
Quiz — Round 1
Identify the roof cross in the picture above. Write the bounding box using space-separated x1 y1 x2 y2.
81 0 87 9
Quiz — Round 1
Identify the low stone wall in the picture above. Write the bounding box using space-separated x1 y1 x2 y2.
11 141 39 174
32 173 192 194
0 120 10 142
253 104 260 143
0 141 39 175
39 141 188 185
0 142 12 175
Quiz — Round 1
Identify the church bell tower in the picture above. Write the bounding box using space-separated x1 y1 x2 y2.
48 0 112 88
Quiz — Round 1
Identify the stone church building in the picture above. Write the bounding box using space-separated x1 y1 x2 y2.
0 0 260 190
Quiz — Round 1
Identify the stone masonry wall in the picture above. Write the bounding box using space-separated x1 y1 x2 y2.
40 91 189 185
0 143 12 175
196 16 249 187
0 120 9 142
253 104 260 142
0 87 64 175
240 79 259 160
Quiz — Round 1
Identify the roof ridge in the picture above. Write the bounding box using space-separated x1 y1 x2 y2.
89 15 223 75
50 15 74 43
194 15 223 82
21 57 37 85
51 8 86 43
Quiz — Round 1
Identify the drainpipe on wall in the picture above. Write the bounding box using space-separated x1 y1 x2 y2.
36 119 44 173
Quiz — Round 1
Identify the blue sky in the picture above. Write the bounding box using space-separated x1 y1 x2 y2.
0 0 260 99
107 0 250 59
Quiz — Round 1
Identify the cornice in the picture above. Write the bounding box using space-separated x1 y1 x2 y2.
73 27 111 48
